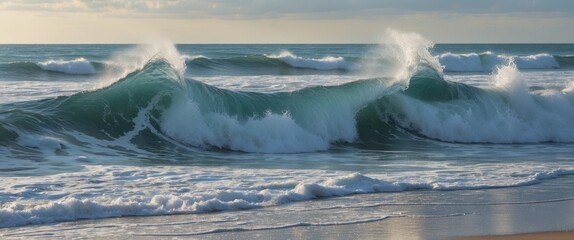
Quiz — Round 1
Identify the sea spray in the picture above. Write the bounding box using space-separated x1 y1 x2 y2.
361 28 443 87
95 39 186 89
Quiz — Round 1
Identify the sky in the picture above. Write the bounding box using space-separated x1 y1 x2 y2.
1 0 573 43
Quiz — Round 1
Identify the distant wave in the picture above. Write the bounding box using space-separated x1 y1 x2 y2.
182 52 359 76
0 58 104 79
266 51 359 71
182 54 208 61
438 52 562 72
4 52 570 79
514 53 560 69
183 51 573 76
36 58 97 75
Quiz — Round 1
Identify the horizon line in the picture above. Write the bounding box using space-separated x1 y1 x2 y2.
1 42 573 45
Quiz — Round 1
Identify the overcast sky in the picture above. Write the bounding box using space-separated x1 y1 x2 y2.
1 0 573 43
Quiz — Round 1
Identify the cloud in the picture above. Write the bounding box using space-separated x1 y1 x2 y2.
1 0 573 19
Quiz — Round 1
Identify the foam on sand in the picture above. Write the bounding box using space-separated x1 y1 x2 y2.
1 164 573 228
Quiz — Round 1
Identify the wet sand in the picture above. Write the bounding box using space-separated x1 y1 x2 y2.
458 231 574 240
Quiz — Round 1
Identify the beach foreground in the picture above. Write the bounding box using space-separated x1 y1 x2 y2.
459 231 574 240
2 176 573 240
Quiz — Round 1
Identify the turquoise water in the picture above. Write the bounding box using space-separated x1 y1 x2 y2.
1 37 574 231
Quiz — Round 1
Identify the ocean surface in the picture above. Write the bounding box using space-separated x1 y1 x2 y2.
1 31 574 236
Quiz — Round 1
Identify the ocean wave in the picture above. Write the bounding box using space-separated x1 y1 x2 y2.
0 31 427 154
2 39 574 157
370 62 574 143
36 58 97 75
438 52 561 72
2 57 574 158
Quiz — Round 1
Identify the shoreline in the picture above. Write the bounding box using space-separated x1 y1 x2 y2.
458 230 574 240
2 176 574 239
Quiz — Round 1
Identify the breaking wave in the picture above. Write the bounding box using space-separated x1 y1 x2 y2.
2 36 574 157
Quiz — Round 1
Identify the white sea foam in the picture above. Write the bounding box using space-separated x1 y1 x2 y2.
391 63 574 143
159 81 382 153
361 28 443 86
161 102 331 153
563 81 574 93
438 52 560 72
267 51 358 71
1 164 572 227
17 135 66 154
36 58 96 75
